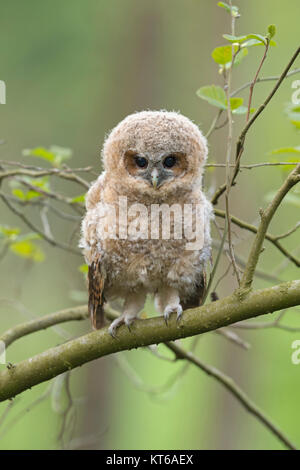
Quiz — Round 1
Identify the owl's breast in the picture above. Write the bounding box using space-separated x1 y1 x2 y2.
101 237 205 298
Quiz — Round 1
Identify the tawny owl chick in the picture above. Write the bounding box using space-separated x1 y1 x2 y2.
80 111 213 336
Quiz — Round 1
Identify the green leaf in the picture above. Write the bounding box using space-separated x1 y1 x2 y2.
231 106 255 115
23 147 56 162
291 120 300 129
267 24 276 39
232 106 247 115
217 2 239 16
12 188 26 200
229 98 251 115
23 146 72 167
285 104 300 128
79 264 88 274
11 176 50 201
10 240 44 262
270 146 300 155
196 85 227 109
50 146 72 166
197 87 247 114
243 38 276 47
223 33 267 45
232 47 248 66
0 225 20 239
70 194 86 203
212 45 235 65
270 147 300 174
229 97 243 110
212 45 248 68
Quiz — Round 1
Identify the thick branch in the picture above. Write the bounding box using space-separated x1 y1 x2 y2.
0 280 300 402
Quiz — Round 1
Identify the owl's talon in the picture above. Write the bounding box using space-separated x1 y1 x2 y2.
176 306 183 323
108 324 118 338
163 306 173 325
164 304 183 326
125 317 135 332
108 317 125 338
108 326 117 338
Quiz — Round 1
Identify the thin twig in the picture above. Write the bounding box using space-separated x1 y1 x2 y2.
206 162 300 169
211 47 300 206
214 209 300 267
231 68 300 97
0 191 81 256
246 39 270 122
166 341 297 450
240 164 300 289
0 167 90 189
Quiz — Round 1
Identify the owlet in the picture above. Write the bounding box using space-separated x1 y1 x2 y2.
80 111 213 336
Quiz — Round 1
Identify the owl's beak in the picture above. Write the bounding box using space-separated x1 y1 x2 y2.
151 168 159 189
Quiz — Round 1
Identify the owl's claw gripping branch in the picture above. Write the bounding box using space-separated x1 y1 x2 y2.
176 306 183 323
108 318 121 338
164 304 183 325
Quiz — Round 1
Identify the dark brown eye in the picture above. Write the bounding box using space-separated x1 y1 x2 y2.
163 155 177 168
135 156 148 168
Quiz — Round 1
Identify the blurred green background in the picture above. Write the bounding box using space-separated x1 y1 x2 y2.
0 0 299 450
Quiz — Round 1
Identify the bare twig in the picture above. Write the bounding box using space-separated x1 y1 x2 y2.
0 167 90 189
240 164 300 289
206 162 300 169
166 342 297 450
246 39 270 122
214 209 300 267
231 68 300 97
211 47 300 206
0 191 81 256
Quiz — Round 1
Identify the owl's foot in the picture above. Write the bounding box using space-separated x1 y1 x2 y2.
108 291 146 338
164 304 183 325
108 314 138 337
108 315 125 338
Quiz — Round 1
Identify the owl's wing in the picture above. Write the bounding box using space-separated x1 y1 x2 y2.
88 257 106 330
181 195 213 310
181 272 206 310
84 175 107 329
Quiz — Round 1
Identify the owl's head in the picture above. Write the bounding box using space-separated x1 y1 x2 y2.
102 111 208 197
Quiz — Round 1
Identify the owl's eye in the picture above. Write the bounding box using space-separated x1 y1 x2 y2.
163 155 177 168
134 156 148 168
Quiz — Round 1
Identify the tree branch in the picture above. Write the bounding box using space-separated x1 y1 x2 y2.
214 208 300 267
241 164 300 289
0 306 88 348
1 280 300 402
211 46 300 205
166 342 297 450
0 167 90 190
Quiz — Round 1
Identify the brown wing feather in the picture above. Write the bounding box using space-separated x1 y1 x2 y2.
88 259 106 330
181 272 206 310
